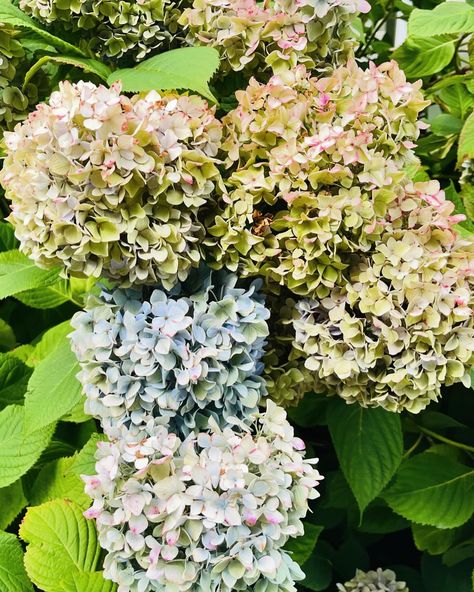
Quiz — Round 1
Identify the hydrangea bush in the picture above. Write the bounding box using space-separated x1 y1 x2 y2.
83 401 322 592
180 0 370 75
70 270 270 436
205 61 428 297
337 568 409 591
0 81 223 289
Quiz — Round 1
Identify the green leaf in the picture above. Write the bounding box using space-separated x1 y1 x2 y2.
0 0 85 56
69 434 105 478
0 251 61 301
460 183 474 222
15 279 71 309
0 222 18 252
412 524 458 555
421 553 474 592
69 572 116 592
284 524 324 566
384 451 474 528
24 338 82 434
0 480 28 530
458 111 474 164
108 46 220 103
409 3 474 37
430 113 463 136
327 400 403 514
301 542 333 592
0 405 55 488
437 83 474 119
0 319 15 351
30 457 89 508
443 539 474 566
20 499 102 592
27 321 72 366
393 37 456 78
24 54 111 89
0 531 34 592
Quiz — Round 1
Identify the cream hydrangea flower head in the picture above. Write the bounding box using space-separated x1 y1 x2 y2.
290 181 474 412
70 269 270 437
337 568 409 591
1 81 223 289
205 61 429 298
180 0 370 75
82 401 323 592
19 0 185 61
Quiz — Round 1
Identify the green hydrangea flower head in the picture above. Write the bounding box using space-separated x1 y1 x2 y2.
337 568 409 591
205 61 429 298
180 0 371 75
19 0 185 61
82 401 323 591
1 80 223 289
0 26 41 132
69 269 270 437
291 181 474 412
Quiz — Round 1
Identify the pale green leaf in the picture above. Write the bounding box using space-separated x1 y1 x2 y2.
27 321 72 366
20 499 102 592
24 54 111 89
0 531 33 592
430 113 463 136
437 83 474 119
69 434 105 478
460 183 474 221
0 251 60 300
384 452 474 528
108 46 220 102
409 3 474 37
69 572 116 592
15 279 71 309
61 399 90 423
30 457 89 508
24 338 82 433
458 111 474 163
327 400 403 514
0 480 28 530
393 37 456 78
284 523 323 566
412 524 458 555
0 0 85 56
0 405 55 488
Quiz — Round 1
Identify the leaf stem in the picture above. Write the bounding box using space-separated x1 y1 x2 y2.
402 433 423 459
418 425 474 453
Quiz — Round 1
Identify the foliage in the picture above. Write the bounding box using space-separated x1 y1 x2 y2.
0 1 472 592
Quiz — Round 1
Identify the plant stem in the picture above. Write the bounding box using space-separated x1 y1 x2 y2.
418 425 474 453
402 434 423 460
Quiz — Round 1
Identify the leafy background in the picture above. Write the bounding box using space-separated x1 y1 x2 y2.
0 0 473 591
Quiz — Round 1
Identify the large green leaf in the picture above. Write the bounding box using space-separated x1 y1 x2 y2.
0 251 60 301
437 82 474 119
0 405 55 488
27 321 72 367
409 3 474 37
412 524 458 555
15 279 71 310
69 573 116 592
0 531 33 592
384 452 474 528
393 37 456 78
458 111 474 164
20 499 102 592
327 400 403 514
0 0 85 56
24 338 82 434
30 457 90 509
284 524 324 566
0 480 28 530
108 46 220 102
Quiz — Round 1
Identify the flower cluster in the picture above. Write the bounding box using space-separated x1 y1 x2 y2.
180 0 370 75
70 271 270 437
0 81 222 289
19 0 185 61
0 26 41 133
337 568 409 591
205 61 428 297
83 401 323 592
286 181 474 412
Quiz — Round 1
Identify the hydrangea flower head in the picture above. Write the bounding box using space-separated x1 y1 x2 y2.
205 61 429 298
19 0 184 61
70 270 270 437
337 568 409 591
1 81 223 289
289 181 474 412
83 401 323 592
180 0 370 74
